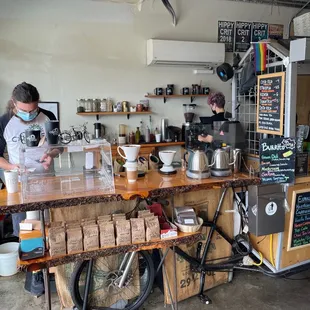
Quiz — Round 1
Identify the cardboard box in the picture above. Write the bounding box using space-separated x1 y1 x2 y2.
19 230 44 261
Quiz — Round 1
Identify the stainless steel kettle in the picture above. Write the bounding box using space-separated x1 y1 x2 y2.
210 148 240 170
185 149 211 173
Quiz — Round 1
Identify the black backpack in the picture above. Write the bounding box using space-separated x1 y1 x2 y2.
239 60 256 95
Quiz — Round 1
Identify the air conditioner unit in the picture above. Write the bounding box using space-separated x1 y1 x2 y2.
147 39 225 68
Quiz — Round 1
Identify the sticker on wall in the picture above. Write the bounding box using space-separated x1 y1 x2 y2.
265 201 277 216
269 24 284 40
218 20 235 52
235 21 252 52
252 22 268 42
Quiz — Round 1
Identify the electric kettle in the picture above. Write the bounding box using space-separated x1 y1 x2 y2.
184 149 211 179
210 148 240 177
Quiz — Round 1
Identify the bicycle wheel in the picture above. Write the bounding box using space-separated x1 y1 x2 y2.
83 131 90 143
70 251 154 310
59 131 72 144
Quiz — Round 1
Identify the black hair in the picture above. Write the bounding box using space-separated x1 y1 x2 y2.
12 82 40 103
208 92 225 109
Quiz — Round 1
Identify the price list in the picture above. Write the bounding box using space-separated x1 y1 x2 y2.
257 72 285 135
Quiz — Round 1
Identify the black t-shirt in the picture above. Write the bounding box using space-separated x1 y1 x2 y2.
209 112 227 122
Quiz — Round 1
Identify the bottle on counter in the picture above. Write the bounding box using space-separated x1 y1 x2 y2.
129 131 135 144
135 127 141 144
145 126 150 143
154 127 159 135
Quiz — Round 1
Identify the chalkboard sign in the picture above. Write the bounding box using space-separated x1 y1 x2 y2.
260 137 296 185
257 72 285 135
295 152 309 177
218 20 235 52
235 21 252 52
288 189 310 251
252 22 268 42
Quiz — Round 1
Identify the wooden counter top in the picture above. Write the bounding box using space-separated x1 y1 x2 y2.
111 142 185 149
0 171 260 214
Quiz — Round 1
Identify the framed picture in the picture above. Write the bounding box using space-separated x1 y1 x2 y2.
39 101 60 120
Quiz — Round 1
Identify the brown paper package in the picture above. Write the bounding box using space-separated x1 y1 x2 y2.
48 221 64 228
97 215 112 221
83 224 99 251
145 216 160 241
66 220 80 226
99 222 115 248
112 214 126 224
49 227 67 257
115 220 131 245
130 218 145 243
97 219 113 226
67 227 83 254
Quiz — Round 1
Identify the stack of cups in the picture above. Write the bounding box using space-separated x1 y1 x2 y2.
4 170 19 194
124 161 138 183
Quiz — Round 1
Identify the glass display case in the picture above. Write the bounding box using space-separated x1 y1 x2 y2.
19 141 114 200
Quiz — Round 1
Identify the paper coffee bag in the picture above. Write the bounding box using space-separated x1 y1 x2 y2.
67 227 83 254
83 224 99 251
130 218 145 243
49 227 66 257
99 222 115 247
145 216 160 241
115 220 131 245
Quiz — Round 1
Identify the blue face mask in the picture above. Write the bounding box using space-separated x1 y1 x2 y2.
15 108 38 122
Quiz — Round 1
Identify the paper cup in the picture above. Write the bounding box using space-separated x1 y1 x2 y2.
155 134 161 143
125 161 138 183
4 170 19 194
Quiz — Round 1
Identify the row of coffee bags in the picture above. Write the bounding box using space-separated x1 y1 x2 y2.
48 211 160 257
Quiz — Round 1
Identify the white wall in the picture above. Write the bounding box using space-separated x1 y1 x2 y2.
0 0 297 138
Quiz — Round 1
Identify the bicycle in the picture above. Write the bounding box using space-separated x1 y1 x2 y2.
59 123 91 144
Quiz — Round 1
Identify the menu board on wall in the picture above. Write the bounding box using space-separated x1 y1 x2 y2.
295 152 309 177
260 137 296 185
218 20 235 52
257 72 285 135
252 22 269 42
235 21 252 52
288 189 310 251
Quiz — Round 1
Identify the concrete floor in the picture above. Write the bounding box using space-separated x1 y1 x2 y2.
1 270 310 310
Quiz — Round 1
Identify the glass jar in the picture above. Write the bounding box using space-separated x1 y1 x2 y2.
107 98 113 112
76 99 85 113
93 99 100 112
100 99 107 112
85 98 93 112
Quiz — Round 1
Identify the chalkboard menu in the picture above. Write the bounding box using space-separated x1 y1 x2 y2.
218 20 235 52
257 72 285 135
235 21 252 52
295 152 309 177
288 189 310 251
252 22 268 42
260 137 296 185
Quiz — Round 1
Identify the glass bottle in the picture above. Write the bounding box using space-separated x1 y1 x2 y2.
93 99 100 112
76 99 85 113
107 98 113 112
135 127 141 144
129 132 135 144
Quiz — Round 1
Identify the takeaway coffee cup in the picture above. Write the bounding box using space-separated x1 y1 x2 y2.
4 170 19 193
124 161 138 183
45 120 60 145
155 134 161 143
20 130 41 147
117 145 140 162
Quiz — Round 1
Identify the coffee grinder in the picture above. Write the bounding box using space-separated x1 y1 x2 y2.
94 123 105 140
182 104 196 142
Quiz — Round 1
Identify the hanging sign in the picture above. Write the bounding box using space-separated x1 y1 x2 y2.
235 21 252 52
269 24 284 40
295 152 309 177
259 137 296 185
288 189 310 251
218 20 235 52
257 72 285 135
252 22 268 42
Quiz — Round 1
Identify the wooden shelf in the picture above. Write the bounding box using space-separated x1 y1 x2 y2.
145 94 209 103
77 111 152 120
19 231 202 269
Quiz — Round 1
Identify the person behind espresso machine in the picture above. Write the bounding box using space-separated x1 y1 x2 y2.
198 92 228 144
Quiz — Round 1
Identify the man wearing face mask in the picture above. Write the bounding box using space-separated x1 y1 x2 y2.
0 82 60 236
198 92 228 143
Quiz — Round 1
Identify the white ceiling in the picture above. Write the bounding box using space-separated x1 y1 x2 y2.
224 0 310 9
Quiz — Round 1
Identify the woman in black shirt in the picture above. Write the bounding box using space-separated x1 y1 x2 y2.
198 92 227 143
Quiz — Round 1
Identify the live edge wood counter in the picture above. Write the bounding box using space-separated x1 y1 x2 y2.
0 171 260 214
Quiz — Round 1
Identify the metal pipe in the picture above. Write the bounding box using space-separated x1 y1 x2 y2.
156 248 170 275
173 246 179 310
82 259 94 310
118 253 130 271
118 252 136 288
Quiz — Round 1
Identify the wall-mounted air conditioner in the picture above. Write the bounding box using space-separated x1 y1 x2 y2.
147 39 225 68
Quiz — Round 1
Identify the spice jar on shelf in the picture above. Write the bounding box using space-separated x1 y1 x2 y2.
85 98 93 112
100 99 107 112
107 98 113 112
93 99 100 112
76 99 85 113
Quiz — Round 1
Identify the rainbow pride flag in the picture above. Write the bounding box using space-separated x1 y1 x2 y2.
254 43 267 72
